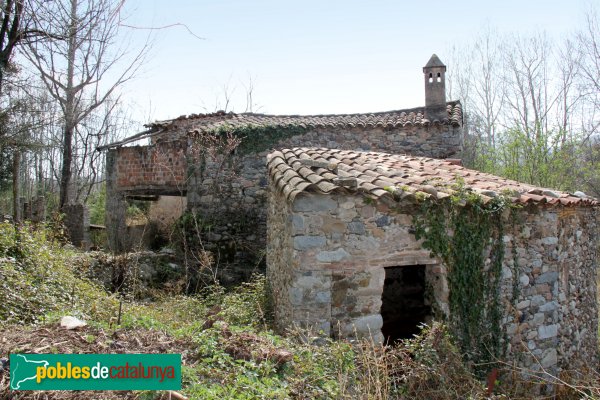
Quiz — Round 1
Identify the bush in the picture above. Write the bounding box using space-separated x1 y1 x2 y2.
0 221 118 324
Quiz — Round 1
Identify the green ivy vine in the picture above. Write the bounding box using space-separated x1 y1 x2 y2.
210 123 310 155
413 181 513 376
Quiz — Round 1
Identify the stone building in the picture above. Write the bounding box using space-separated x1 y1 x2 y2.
266 147 599 373
102 55 462 279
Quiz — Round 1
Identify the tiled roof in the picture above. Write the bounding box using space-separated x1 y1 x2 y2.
149 102 462 139
267 148 598 207
100 102 462 149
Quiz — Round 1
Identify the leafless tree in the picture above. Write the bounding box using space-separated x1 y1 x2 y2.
24 0 149 209
577 8 600 136
448 28 506 168
448 24 598 192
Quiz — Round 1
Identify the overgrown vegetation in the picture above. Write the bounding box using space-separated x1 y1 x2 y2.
0 221 118 324
1 223 599 399
413 181 512 376
208 123 310 155
467 128 598 194
0 221 488 399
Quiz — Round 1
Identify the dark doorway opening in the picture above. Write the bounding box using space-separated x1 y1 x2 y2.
381 265 431 343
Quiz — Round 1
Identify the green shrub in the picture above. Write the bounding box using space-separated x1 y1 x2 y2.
0 221 118 324
87 184 106 225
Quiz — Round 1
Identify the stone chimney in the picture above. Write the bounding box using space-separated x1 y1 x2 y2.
423 54 447 121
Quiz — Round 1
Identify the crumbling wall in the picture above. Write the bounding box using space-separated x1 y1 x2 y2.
187 124 461 280
105 141 188 253
114 142 187 192
63 204 90 249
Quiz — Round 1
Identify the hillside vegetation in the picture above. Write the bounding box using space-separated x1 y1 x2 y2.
0 222 598 399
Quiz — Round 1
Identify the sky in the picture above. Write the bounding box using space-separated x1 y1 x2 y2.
119 0 590 128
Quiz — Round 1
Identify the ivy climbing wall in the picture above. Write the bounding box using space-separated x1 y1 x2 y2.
183 123 461 281
267 188 599 379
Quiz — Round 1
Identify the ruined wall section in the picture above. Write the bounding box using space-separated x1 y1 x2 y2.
105 141 188 252
187 123 461 278
114 141 187 194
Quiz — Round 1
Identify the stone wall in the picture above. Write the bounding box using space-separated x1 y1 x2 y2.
499 207 599 374
107 123 460 269
266 188 598 373
266 190 446 342
186 123 461 278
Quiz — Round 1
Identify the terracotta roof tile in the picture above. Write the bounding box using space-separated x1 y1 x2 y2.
266 148 599 207
147 102 462 142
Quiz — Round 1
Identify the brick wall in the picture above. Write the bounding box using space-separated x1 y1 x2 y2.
115 141 187 192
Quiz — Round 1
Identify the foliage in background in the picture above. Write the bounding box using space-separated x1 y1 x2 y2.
448 18 600 197
468 127 597 193
87 183 106 225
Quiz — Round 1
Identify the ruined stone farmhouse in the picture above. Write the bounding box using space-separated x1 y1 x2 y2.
103 54 461 280
101 53 599 373
266 147 599 373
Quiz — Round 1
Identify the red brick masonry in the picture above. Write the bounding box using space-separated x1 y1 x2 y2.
115 142 187 190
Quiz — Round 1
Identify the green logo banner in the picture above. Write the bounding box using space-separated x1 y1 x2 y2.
10 353 181 391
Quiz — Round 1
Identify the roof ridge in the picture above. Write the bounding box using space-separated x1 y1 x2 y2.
151 100 462 125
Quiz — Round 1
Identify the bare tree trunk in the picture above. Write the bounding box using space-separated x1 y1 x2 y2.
12 148 20 222
59 0 77 209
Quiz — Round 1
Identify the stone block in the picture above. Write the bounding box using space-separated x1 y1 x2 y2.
315 291 331 303
539 301 558 313
517 300 531 310
536 271 558 284
531 295 546 307
540 348 558 368
293 195 337 212
375 215 390 227
289 287 303 305
348 221 366 235
360 205 375 218
538 324 558 339
294 235 326 250
295 273 330 290
321 216 346 234
343 314 383 335
532 313 545 326
317 248 350 262
292 215 305 231
541 237 559 245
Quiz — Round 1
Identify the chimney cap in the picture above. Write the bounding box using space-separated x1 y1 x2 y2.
423 54 446 71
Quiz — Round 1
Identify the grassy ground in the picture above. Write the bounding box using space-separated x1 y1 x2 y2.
0 222 598 399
